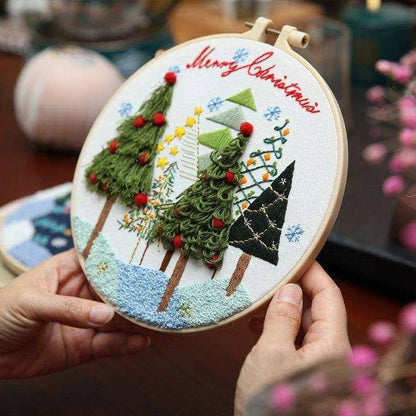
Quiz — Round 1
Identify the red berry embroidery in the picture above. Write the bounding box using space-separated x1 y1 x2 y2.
173 235 183 249
108 140 118 154
206 254 220 269
134 116 146 128
88 172 98 185
164 71 177 85
240 122 254 137
203 172 209 181
212 218 224 229
100 180 110 191
225 170 235 184
152 112 166 126
134 193 148 207
138 152 150 165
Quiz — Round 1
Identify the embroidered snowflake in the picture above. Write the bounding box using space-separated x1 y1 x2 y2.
168 65 181 74
97 262 109 274
178 301 192 318
280 178 287 185
285 225 304 242
207 97 224 112
118 102 133 117
233 48 249 63
264 106 282 121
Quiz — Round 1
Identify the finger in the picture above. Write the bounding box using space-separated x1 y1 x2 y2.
99 313 153 335
260 283 303 350
248 317 264 335
23 293 115 329
155 49 165 57
300 262 348 339
91 332 150 360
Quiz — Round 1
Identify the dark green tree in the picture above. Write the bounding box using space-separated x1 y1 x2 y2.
82 71 177 258
156 122 254 311
226 161 295 295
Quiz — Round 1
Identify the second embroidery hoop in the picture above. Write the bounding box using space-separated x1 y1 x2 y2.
71 17 347 333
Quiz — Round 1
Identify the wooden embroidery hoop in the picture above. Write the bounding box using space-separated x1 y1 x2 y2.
71 17 348 334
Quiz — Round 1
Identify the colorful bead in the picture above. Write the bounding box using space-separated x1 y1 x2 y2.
138 152 150 165
108 140 118 154
152 112 166 126
164 71 177 85
212 218 224 229
133 116 146 128
225 170 235 184
134 193 148 207
173 235 183 249
240 121 253 137
88 172 98 185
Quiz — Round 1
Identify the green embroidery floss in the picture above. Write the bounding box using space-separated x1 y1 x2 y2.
82 71 177 259
157 123 253 268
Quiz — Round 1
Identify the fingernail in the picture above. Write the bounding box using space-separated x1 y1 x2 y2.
126 335 151 352
89 303 114 325
277 284 303 306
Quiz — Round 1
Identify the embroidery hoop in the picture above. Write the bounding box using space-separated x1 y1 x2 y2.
71 17 348 333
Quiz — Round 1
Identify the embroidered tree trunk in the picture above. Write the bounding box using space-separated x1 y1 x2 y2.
227 161 295 294
83 73 176 259
156 124 253 310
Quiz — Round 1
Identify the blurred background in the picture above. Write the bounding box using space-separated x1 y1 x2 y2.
0 1 415 415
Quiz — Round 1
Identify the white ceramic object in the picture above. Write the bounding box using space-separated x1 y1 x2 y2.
14 46 124 150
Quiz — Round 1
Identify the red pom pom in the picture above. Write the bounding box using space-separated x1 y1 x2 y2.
134 193 148 207
240 122 253 137
152 112 166 126
108 140 118 154
212 218 224 229
203 172 210 181
225 170 235 184
164 71 177 85
138 152 150 165
100 181 110 191
88 172 98 185
134 116 146 128
173 235 183 249
206 254 220 269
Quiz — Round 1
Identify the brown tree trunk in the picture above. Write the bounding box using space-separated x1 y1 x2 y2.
159 250 173 272
82 198 114 259
226 253 251 296
158 252 188 312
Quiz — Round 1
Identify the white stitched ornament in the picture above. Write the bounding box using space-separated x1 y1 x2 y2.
71 18 347 332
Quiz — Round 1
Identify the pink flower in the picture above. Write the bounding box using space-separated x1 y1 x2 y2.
399 128 416 146
270 383 295 411
375 60 392 74
348 346 379 369
389 155 406 173
366 86 385 104
391 64 413 83
400 109 416 128
400 50 416 69
362 394 386 416
399 302 416 333
336 400 359 416
362 143 387 164
368 321 397 345
400 221 416 253
383 175 405 195
398 96 416 111
351 375 377 395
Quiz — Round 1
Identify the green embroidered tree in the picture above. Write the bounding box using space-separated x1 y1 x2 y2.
226 161 295 296
82 71 177 258
156 122 254 312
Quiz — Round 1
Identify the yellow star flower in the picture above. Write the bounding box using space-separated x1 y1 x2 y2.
156 143 165 153
170 146 178 155
164 134 173 144
185 116 196 127
174 126 186 138
194 107 203 115
157 157 169 168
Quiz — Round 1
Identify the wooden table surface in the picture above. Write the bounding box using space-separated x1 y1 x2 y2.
0 53 404 416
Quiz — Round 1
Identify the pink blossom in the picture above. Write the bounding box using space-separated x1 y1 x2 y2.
389 155 406 173
270 383 295 411
309 371 329 394
366 86 385 104
348 346 379 369
368 321 396 345
399 128 416 146
383 175 405 195
362 394 386 416
400 50 416 69
362 143 387 164
398 96 416 111
399 302 416 333
400 221 416 254
351 375 377 395
400 109 416 128
391 64 413 83
398 148 416 168
375 60 392 74
336 400 359 416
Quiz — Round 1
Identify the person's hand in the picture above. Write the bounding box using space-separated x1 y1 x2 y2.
235 262 351 415
0 249 150 379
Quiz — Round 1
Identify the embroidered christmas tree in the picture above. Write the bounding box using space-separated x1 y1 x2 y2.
156 122 254 311
226 161 295 296
119 162 178 264
82 71 177 258
226 88 257 111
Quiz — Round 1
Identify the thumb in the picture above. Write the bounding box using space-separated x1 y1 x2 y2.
22 293 115 329
261 283 303 350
